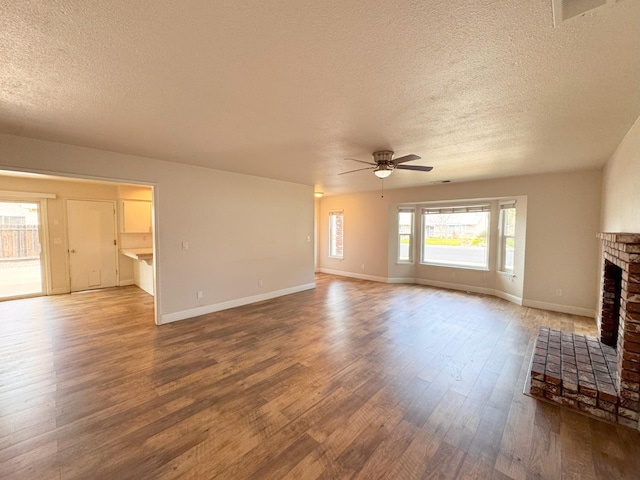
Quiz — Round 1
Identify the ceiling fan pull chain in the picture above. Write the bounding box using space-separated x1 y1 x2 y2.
381 178 384 198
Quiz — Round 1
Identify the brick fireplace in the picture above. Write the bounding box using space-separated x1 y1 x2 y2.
528 233 640 429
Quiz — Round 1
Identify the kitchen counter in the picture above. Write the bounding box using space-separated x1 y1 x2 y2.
120 248 153 266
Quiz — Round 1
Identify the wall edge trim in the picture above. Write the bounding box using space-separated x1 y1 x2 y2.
319 268 388 283
522 299 595 318
160 282 316 324
49 287 70 295
320 271 598 318
494 289 523 306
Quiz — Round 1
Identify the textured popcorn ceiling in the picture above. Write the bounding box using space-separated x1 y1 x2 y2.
1 1 639 195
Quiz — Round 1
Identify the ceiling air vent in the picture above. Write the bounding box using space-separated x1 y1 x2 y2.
552 0 615 26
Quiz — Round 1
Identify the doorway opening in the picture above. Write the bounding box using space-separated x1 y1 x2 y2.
0 170 158 325
0 200 46 299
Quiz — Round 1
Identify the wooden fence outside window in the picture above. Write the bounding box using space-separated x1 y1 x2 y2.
0 225 40 259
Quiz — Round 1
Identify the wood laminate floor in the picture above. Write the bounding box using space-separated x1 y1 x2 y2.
1 274 639 479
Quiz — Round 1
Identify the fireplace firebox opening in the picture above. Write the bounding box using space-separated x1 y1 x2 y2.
600 260 622 348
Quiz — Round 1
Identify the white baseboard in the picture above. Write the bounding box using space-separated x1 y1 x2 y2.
387 277 417 284
319 268 388 284
319 270 597 318
415 278 495 296
494 290 523 306
119 279 135 286
49 287 70 295
522 299 595 318
418 278 524 306
160 282 316 324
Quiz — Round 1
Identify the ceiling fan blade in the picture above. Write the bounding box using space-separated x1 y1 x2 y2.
392 154 421 164
395 164 433 172
338 166 376 175
345 157 376 166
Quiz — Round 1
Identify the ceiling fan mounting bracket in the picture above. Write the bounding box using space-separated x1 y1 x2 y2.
372 150 395 163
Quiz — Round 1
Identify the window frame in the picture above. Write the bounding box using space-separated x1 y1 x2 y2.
397 208 415 264
420 204 490 270
498 201 516 274
328 210 344 259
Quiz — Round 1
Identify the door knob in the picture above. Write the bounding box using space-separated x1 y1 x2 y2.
70 249 76 253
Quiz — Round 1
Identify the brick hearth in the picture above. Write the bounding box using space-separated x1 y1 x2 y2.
530 328 626 423
528 233 640 429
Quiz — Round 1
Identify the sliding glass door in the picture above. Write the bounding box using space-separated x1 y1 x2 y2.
0 201 44 299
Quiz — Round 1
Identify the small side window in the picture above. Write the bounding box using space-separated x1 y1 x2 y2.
398 209 414 263
499 203 516 273
329 210 344 258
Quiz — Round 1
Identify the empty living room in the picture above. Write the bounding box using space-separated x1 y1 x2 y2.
1 1 639 479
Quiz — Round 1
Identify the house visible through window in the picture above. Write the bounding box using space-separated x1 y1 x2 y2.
398 208 414 263
499 201 516 273
421 205 490 269
329 210 344 258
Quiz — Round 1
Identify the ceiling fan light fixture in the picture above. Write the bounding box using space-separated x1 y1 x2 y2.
340 150 431 179
374 166 392 179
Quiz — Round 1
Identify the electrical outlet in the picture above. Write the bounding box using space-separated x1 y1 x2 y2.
258 280 263 288
555 289 562 297
361 264 365 271
182 241 189 250
197 290 203 299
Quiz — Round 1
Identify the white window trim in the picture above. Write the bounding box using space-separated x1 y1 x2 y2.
328 209 344 259
420 204 491 270
0 190 56 199
397 207 415 264
498 201 516 274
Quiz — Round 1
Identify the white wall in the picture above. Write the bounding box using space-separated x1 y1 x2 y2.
319 169 602 317
0 134 316 324
601 115 640 233
319 191 392 281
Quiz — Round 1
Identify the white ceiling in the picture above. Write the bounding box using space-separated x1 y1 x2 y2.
1 1 639 195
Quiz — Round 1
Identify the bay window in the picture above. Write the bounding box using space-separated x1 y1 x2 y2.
421 205 490 269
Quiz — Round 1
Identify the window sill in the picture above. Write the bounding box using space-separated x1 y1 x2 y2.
396 261 414 265
328 256 344 260
420 262 489 272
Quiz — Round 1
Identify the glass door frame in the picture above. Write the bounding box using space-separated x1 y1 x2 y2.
0 194 51 301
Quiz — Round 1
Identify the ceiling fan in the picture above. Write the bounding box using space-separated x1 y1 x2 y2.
339 150 433 179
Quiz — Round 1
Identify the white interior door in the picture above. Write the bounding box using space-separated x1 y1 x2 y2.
67 200 117 292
